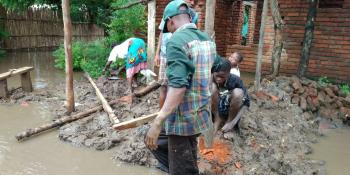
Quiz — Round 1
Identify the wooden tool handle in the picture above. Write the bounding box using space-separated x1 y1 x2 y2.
112 112 159 131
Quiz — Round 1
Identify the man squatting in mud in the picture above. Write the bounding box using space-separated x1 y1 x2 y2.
144 0 216 174
211 56 250 134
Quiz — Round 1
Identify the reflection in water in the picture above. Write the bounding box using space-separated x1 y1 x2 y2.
309 128 350 175
0 52 163 175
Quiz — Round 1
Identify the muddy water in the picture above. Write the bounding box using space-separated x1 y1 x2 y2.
0 52 163 175
0 51 83 89
309 128 350 175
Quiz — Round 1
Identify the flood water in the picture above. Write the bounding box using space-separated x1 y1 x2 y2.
0 52 163 175
309 128 350 175
1 51 349 175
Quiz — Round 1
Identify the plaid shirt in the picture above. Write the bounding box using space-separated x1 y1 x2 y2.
164 23 216 136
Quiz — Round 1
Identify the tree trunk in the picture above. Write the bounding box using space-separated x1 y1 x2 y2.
298 0 318 77
15 100 120 141
62 0 75 114
255 0 268 91
269 0 284 78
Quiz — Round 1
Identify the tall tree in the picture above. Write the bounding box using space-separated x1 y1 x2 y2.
269 0 284 78
62 0 74 114
298 0 318 77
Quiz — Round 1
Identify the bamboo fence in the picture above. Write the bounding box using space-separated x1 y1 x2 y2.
0 7 104 50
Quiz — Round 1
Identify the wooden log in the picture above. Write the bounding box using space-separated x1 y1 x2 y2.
134 81 160 98
20 71 33 92
0 79 8 98
0 67 34 81
113 112 159 131
85 74 120 124
15 100 120 141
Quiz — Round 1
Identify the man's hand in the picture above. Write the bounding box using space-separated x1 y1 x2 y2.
145 118 162 150
154 54 160 67
221 122 234 133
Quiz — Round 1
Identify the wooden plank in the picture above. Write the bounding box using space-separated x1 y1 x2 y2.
204 0 216 37
0 67 33 81
113 112 158 131
0 80 8 98
85 74 120 124
147 0 156 71
20 72 33 92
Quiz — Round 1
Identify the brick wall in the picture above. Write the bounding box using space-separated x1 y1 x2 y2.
154 0 350 81
219 0 350 81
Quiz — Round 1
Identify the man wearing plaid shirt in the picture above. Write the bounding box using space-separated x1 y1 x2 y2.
144 0 216 174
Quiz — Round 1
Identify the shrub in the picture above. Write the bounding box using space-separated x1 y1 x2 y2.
53 39 111 78
339 84 350 96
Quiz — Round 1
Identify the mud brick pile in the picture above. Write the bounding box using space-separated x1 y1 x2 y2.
288 77 350 122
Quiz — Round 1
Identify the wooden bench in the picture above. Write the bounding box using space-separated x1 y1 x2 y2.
0 67 34 98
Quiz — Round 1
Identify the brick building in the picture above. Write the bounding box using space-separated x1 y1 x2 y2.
155 0 350 81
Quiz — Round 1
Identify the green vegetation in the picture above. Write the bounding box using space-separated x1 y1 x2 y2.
1 0 146 78
53 40 110 78
339 84 350 96
317 76 331 87
0 0 113 28
52 0 146 78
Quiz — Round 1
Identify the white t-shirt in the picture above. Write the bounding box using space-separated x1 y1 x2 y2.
107 38 133 62
230 67 240 77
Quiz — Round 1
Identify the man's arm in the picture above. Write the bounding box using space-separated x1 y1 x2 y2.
103 61 113 73
145 86 186 150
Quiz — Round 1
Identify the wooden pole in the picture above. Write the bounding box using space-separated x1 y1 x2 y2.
269 0 284 78
62 0 75 114
15 100 120 141
298 0 318 77
85 74 120 124
255 0 268 91
204 0 216 37
147 0 156 71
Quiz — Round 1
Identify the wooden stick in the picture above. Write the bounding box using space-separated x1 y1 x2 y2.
113 112 158 131
133 81 160 98
85 74 120 124
15 100 119 141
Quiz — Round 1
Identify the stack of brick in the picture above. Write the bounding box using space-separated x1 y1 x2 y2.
288 77 350 121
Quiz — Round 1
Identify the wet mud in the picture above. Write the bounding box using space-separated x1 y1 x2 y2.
2 76 349 174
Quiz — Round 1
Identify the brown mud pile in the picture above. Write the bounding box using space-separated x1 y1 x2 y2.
2 76 349 174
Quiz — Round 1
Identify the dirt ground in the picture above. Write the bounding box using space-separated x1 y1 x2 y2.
2 75 349 175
